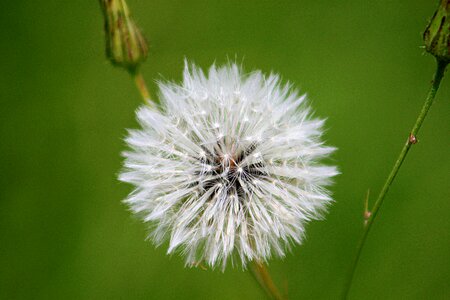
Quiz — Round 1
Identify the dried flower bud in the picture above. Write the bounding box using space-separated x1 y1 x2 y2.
99 0 148 72
424 0 450 62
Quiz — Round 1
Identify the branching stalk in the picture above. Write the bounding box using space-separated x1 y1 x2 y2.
342 59 448 299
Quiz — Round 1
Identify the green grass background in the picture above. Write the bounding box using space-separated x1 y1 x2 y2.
1 0 449 299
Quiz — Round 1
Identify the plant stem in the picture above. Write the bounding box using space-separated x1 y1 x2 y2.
341 59 448 299
249 261 285 300
131 70 157 108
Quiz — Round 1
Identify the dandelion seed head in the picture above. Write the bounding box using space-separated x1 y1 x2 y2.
120 62 338 270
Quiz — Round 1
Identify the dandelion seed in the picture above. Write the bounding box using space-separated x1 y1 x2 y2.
120 62 338 270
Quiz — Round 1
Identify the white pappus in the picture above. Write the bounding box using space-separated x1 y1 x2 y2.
119 62 338 270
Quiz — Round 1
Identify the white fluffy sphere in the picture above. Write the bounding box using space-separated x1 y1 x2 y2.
120 62 338 270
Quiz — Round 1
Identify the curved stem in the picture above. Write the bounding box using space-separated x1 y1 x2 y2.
131 70 157 108
249 261 285 300
341 59 448 299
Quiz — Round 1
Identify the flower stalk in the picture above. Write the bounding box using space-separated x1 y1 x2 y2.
131 70 156 108
249 261 285 300
341 58 448 299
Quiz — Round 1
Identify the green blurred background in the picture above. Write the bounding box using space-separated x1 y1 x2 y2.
1 0 449 299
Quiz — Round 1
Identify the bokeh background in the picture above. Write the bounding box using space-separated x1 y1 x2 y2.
1 0 449 299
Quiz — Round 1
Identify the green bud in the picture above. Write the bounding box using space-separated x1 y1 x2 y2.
424 0 450 62
99 0 148 72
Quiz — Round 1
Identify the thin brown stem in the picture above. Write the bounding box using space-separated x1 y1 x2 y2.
132 71 156 108
249 261 285 300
